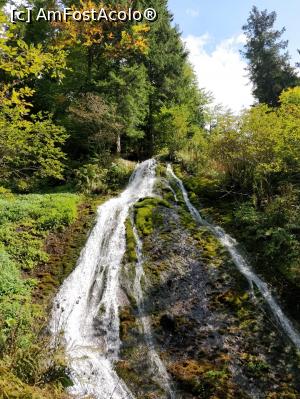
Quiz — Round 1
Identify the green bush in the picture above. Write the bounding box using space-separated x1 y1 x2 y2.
0 249 31 297
74 159 135 194
106 160 135 190
234 187 300 284
75 164 108 194
0 193 79 271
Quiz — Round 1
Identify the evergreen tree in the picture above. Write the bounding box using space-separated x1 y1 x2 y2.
242 6 299 106
8 0 206 162
138 0 189 153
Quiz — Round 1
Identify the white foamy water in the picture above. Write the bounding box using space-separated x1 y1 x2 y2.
167 164 300 350
50 159 156 399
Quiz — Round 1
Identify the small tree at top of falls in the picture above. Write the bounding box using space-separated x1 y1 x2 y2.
242 6 299 106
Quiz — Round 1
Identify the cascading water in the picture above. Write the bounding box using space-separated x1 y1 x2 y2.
49 159 157 399
130 217 175 399
167 164 300 350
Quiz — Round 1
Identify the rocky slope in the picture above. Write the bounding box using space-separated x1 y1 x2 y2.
117 166 300 399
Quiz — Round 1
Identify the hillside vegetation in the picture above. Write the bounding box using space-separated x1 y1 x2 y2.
0 191 81 397
1 1 300 397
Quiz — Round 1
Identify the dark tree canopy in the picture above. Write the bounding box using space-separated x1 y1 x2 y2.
242 6 299 106
0 0 207 187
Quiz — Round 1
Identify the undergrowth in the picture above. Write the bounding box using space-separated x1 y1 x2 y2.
0 192 81 398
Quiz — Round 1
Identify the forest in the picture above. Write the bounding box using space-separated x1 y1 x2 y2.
0 0 300 398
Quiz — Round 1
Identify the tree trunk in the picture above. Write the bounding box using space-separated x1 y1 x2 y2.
87 48 93 83
116 134 121 154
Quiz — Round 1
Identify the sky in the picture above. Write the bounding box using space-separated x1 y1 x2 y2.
168 0 300 112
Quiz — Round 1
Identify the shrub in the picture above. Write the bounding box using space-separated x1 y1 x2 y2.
75 164 108 194
0 249 31 297
106 160 135 190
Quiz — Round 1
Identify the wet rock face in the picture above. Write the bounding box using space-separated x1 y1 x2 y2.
160 314 176 332
118 181 300 399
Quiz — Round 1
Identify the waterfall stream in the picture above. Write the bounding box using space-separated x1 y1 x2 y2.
130 216 175 398
167 164 300 350
49 159 157 399
49 159 300 399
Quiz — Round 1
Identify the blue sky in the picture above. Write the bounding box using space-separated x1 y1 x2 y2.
168 0 300 111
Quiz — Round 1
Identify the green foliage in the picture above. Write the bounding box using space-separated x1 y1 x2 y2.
0 189 81 397
100 64 151 152
0 0 206 165
280 86 300 106
242 6 299 106
0 110 69 190
0 225 49 271
75 164 109 194
209 94 300 202
0 249 31 298
180 86 300 293
154 104 191 157
74 159 135 194
67 92 121 158
0 11 69 190
0 193 79 270
234 185 300 285
106 160 135 190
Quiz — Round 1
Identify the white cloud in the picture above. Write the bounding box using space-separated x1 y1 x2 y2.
186 8 200 18
184 33 254 113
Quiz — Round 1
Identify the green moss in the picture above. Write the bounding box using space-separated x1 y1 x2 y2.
119 306 138 341
216 290 249 309
143 260 169 287
155 163 167 177
125 218 137 262
267 391 299 399
134 197 170 236
169 359 232 397
240 353 270 377
182 174 221 204
193 228 224 267
178 207 197 231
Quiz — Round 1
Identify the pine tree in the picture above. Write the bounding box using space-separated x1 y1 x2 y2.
242 6 299 106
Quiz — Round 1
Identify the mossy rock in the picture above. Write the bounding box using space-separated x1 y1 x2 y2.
119 306 138 341
193 228 224 267
155 163 167 177
178 207 197 231
134 197 170 236
169 359 230 397
240 353 270 378
125 218 137 263
267 391 299 399
143 261 169 287
216 290 249 309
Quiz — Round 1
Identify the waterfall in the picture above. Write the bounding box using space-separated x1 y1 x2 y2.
49 159 157 399
130 216 175 398
167 164 300 350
